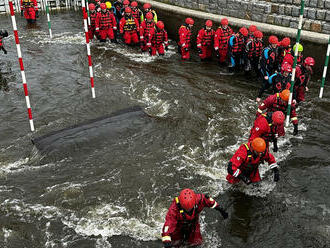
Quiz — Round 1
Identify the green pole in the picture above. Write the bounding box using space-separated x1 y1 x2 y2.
46 1 52 38
286 0 305 127
319 36 330 98
86 0 91 25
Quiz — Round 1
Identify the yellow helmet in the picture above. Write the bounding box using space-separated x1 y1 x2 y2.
106 2 112 9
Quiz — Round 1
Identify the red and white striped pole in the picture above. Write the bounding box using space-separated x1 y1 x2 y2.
81 0 95 98
9 1 35 131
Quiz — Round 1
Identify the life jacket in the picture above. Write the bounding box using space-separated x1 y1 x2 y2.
241 143 265 175
229 35 244 53
132 8 142 21
179 25 191 46
260 113 276 142
175 197 201 226
22 0 32 7
296 65 312 87
154 30 166 45
270 93 287 112
123 16 137 31
99 11 115 29
202 29 214 46
0 38 2 47
218 27 232 46
90 12 97 27
142 21 155 37
248 40 263 58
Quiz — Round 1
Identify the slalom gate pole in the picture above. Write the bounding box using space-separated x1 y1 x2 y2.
286 0 305 127
81 0 95 98
46 1 53 38
319 36 330 98
86 0 91 26
9 1 35 131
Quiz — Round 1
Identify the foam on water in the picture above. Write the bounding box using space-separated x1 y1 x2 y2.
36 32 85 45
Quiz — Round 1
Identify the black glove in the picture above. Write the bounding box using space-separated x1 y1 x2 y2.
215 206 229 219
35 10 39 18
197 47 202 54
293 124 298 136
163 241 172 248
273 139 278 153
2 47 7 54
165 46 168 51
0 30 8 38
148 47 152 55
238 174 252 185
21 10 24 16
273 168 280 182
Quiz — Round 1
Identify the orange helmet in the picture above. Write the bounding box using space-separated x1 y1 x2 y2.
178 189 196 211
239 27 248 37
280 89 290 102
220 18 228 26
156 21 164 30
205 20 213 27
269 35 279 44
185 17 194 25
272 111 285 125
146 12 153 20
143 3 151 9
248 25 257 33
251 138 266 153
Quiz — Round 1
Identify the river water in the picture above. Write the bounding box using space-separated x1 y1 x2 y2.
0 10 330 248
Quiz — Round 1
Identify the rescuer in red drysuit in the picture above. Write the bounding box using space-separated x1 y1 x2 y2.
178 17 194 60
245 30 263 75
0 30 8 54
140 12 155 52
141 2 157 23
257 89 299 137
226 137 279 184
248 111 285 153
88 3 98 40
130 1 143 23
119 7 140 45
214 18 233 65
196 20 214 61
227 27 248 72
278 37 291 66
294 56 315 104
149 21 168 56
161 188 228 247
95 3 117 42
21 0 38 24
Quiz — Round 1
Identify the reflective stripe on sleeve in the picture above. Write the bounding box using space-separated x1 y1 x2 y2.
211 202 217 208
257 108 263 113
214 46 218 50
162 236 171 242
233 169 240 177
291 117 298 121
197 44 201 47
269 163 278 169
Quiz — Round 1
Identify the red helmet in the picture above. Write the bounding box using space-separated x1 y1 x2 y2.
239 27 248 37
281 37 291 47
185 17 194 25
205 20 213 27
123 0 130 5
269 35 279 44
254 30 263 38
220 18 228 25
304 57 315 66
178 189 196 211
281 62 292 73
248 25 257 33
146 12 153 20
88 3 95 10
143 3 151 9
100 3 107 9
156 21 164 30
130 1 138 7
272 111 285 125
125 7 132 13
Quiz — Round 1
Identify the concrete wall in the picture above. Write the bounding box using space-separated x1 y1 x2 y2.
156 0 330 34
